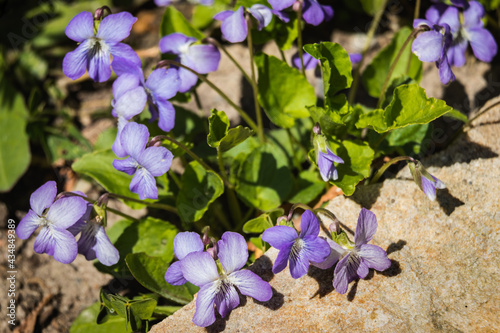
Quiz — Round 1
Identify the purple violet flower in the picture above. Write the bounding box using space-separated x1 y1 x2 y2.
180 232 272 327
408 160 446 201
159 33 220 92
412 21 455 84
313 132 344 182
268 0 333 26
113 122 173 200
68 199 119 266
165 232 205 285
262 210 331 279
332 208 391 294
63 11 141 82
421 1 497 67
111 66 180 157
213 5 276 43
16 181 87 264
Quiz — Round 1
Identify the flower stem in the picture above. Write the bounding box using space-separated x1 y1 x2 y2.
204 37 253 86
287 203 313 221
160 60 259 132
217 148 242 223
368 156 415 185
406 0 421 74
296 2 306 76
246 16 265 143
106 207 139 222
168 170 182 188
107 193 179 213
159 135 234 189
377 28 420 109
348 0 389 104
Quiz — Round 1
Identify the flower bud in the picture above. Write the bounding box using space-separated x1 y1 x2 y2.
408 159 446 201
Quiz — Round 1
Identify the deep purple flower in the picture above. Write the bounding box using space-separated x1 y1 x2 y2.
113 122 173 200
422 2 497 67
262 210 331 279
155 0 213 6
68 199 119 266
332 209 391 294
412 21 455 84
63 11 141 82
180 232 272 327
16 181 86 264
159 33 220 92
408 160 446 201
268 0 333 26
214 5 274 43
165 232 205 285
111 66 180 157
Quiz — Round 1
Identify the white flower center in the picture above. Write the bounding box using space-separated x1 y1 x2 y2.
290 238 305 261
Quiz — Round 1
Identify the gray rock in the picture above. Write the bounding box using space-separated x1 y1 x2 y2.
150 99 500 332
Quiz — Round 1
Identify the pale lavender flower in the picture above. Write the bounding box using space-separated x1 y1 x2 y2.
180 232 272 327
111 66 180 157
165 232 204 285
213 5 275 43
262 210 331 279
16 181 86 264
412 20 455 84
63 11 140 82
408 160 446 201
113 122 173 200
332 209 391 294
313 132 344 182
268 0 333 26
159 33 220 92
68 200 119 266
422 1 497 67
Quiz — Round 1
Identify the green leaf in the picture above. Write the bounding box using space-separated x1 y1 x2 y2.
311 139 374 196
255 53 315 128
153 305 183 316
356 84 453 132
94 128 118 151
219 126 254 152
362 27 422 98
160 6 204 39
192 0 230 29
176 161 224 223
72 149 147 209
445 109 468 123
370 123 431 155
70 302 128 333
95 217 177 278
242 216 272 234
304 42 353 102
0 112 30 192
125 253 197 305
308 94 352 137
207 109 229 148
359 0 387 15
288 170 325 204
236 143 293 211
127 298 157 330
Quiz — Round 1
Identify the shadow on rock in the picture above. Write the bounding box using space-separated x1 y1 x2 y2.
348 183 382 210
247 254 284 310
386 240 407 255
436 188 465 216
254 287 284 311
307 265 335 298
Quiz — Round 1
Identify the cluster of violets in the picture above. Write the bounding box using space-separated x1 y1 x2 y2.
16 181 119 266
412 0 497 84
165 208 391 326
18 0 494 327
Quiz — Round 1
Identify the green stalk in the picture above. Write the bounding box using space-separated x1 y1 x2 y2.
406 0 421 74
246 15 265 143
204 37 253 85
168 170 182 188
217 148 242 223
348 0 389 104
296 2 306 76
160 60 258 132
61 192 140 221
159 135 233 189
368 156 415 185
377 28 420 109
287 203 314 221
107 193 179 213
106 207 139 222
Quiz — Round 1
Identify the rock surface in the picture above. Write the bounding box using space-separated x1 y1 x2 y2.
150 98 500 332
